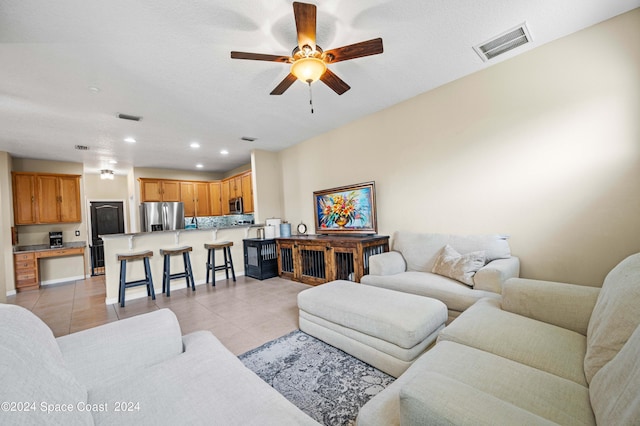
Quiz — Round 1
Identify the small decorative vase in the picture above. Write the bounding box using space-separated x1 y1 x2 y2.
335 216 349 227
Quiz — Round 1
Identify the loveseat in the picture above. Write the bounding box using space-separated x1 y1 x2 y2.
0 305 319 425
357 252 640 425
361 231 520 320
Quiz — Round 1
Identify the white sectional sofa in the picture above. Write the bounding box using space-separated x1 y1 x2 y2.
0 305 319 425
361 231 520 320
357 252 640 425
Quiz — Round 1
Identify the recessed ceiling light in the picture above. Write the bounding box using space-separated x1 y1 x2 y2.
124 137 136 143
88 86 101 93
190 142 200 148
196 164 204 168
220 149 229 155
109 159 118 164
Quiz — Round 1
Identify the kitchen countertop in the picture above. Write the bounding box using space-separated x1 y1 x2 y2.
13 241 87 253
100 224 264 239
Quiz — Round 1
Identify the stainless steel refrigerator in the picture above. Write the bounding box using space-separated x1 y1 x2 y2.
140 202 185 232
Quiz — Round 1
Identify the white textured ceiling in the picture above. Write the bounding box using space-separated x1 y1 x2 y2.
1 0 638 175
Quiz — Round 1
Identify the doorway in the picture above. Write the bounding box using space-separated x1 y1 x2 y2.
89 201 125 275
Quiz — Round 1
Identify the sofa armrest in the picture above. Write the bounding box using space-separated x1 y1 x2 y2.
368 251 406 276
502 278 600 335
57 308 184 389
399 372 556 425
473 256 520 294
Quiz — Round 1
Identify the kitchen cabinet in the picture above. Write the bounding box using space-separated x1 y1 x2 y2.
221 180 231 215
12 172 81 224
139 172 251 217
140 179 181 202
180 181 212 217
209 182 222 216
14 252 38 291
241 172 254 213
12 173 37 224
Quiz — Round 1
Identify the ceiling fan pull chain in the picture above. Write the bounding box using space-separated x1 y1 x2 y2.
308 80 314 114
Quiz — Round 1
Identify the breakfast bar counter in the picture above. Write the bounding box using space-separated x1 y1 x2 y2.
101 226 261 305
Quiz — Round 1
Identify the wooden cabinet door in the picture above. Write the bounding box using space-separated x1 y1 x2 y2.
12 173 37 224
180 182 196 217
140 180 162 202
161 181 181 202
36 175 60 223
195 182 211 216
221 179 231 215
209 182 221 216
58 175 81 222
241 172 253 213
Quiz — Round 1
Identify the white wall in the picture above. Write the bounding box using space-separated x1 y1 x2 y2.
278 9 640 286
252 150 283 223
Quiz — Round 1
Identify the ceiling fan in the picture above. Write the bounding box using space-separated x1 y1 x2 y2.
230 2 383 96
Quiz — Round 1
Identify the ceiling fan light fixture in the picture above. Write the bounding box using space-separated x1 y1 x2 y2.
290 57 326 83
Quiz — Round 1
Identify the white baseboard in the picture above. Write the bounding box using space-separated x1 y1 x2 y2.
6 289 17 297
41 275 86 286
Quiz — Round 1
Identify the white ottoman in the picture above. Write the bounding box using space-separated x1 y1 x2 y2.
298 280 447 377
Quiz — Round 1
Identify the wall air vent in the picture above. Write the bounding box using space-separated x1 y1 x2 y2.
74 145 89 150
473 23 532 62
117 113 142 121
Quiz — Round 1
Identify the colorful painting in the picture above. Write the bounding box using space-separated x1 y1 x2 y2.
314 181 377 235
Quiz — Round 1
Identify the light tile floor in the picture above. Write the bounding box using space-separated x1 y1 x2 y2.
7 275 311 355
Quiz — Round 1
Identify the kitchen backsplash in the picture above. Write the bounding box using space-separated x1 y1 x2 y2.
185 214 254 229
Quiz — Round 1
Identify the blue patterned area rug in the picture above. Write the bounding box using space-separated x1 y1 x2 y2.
239 330 395 426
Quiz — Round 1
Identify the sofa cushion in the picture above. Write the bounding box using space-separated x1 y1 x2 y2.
589 324 640 425
584 252 640 383
0 304 92 425
361 271 500 314
431 244 485 286
88 331 318 425
438 298 588 386
392 231 510 273
394 341 594 426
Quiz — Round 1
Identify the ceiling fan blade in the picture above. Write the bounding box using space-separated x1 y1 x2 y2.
293 2 317 50
230 51 290 63
270 73 298 95
320 69 350 95
323 38 384 63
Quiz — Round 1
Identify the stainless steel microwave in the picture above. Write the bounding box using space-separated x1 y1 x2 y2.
229 197 243 214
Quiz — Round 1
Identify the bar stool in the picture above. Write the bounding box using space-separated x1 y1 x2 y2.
204 241 236 285
117 250 155 308
159 246 195 297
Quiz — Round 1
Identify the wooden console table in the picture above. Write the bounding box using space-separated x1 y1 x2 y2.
276 235 389 286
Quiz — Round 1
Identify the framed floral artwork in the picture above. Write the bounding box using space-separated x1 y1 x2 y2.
313 181 377 235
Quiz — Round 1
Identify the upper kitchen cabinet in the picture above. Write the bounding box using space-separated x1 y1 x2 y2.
12 172 81 225
241 171 254 213
139 179 181 202
180 181 211 217
209 181 222 216
12 173 37 224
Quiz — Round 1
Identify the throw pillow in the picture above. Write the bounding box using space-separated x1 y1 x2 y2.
431 245 486 287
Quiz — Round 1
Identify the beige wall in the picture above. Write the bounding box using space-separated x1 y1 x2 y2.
278 10 640 286
0 152 13 300
252 150 282 223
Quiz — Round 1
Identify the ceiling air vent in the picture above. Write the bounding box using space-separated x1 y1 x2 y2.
117 113 142 121
74 145 89 151
473 23 532 62
240 136 257 142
